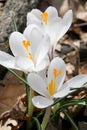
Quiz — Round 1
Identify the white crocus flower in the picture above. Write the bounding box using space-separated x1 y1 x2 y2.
27 6 73 50
0 25 50 72
27 57 87 108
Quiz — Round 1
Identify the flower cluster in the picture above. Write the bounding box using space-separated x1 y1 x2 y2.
0 6 87 109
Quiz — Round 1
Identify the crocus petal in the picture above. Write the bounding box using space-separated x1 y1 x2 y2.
27 73 49 97
48 57 66 91
38 68 48 84
27 13 41 26
63 10 72 27
47 19 61 47
35 34 50 65
46 6 58 22
32 96 54 108
27 8 42 23
31 9 42 18
57 10 73 41
27 9 43 28
63 74 87 89
9 32 27 57
23 25 44 58
16 56 34 72
53 87 70 98
0 51 20 70
35 55 49 72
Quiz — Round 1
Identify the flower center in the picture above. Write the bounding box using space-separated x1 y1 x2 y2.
40 12 48 25
48 68 62 96
22 40 33 60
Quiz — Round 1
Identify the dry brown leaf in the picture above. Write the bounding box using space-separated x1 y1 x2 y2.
0 70 26 117
76 12 87 22
0 118 18 130
79 63 87 74
78 121 87 130
70 0 85 12
69 0 87 21
80 32 87 42
54 0 87 21
59 0 70 16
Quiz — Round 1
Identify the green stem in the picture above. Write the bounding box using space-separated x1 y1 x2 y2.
26 87 34 130
25 83 30 116
12 14 18 31
27 88 34 117
24 74 34 130
24 73 34 118
63 110 78 130
41 107 51 130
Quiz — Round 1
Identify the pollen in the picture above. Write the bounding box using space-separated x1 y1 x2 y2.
22 40 30 52
40 12 48 25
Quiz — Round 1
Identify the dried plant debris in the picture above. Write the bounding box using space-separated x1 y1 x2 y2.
0 118 18 130
0 71 26 116
0 71 27 129
0 0 6 16
78 122 87 130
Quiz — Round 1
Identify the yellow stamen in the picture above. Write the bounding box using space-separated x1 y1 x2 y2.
48 79 56 96
40 12 48 25
48 68 62 96
22 40 33 60
29 53 33 60
22 40 30 52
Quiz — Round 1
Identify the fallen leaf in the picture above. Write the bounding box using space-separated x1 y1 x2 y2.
78 121 87 130
0 118 18 130
0 70 26 117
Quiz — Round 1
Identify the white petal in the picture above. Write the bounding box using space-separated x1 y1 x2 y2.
27 73 49 97
35 34 50 65
0 51 20 70
38 68 48 84
32 96 54 108
48 57 66 91
53 87 70 98
47 19 61 47
46 6 58 22
57 10 73 41
24 25 44 58
31 9 42 18
35 55 49 72
27 13 41 26
63 10 73 26
9 32 27 57
16 56 34 72
27 9 43 28
63 74 87 89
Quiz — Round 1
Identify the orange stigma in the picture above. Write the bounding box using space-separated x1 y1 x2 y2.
53 68 62 78
40 12 48 25
22 40 30 52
